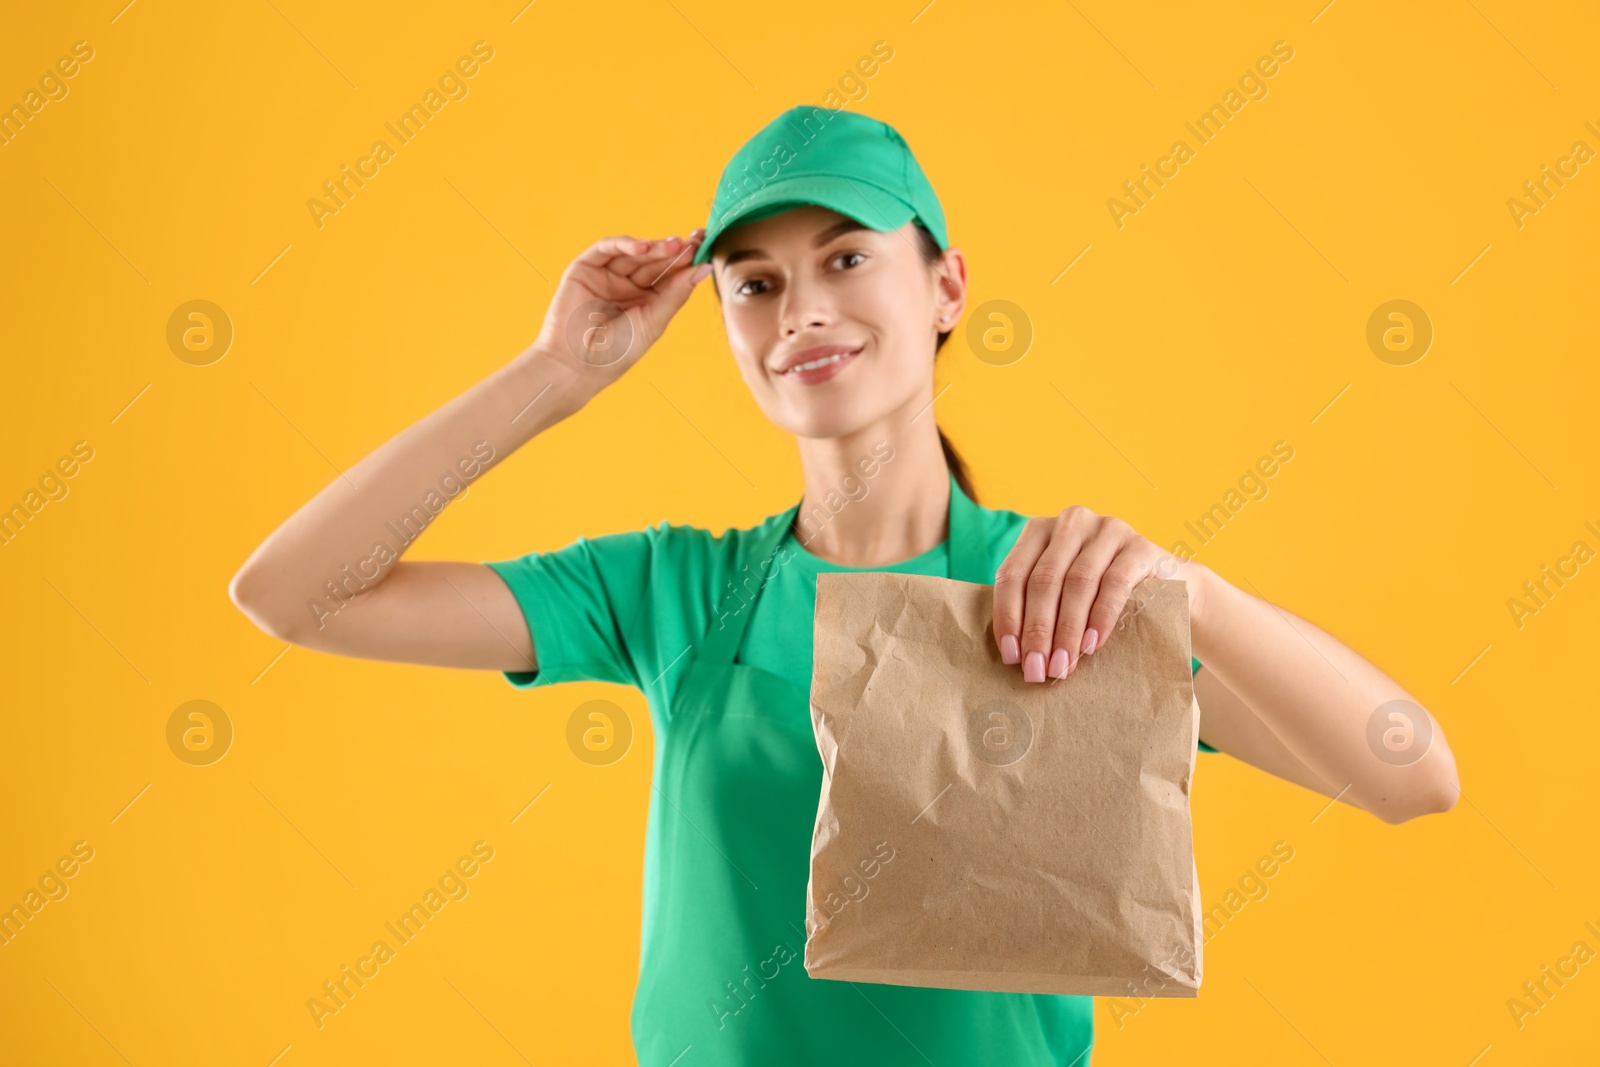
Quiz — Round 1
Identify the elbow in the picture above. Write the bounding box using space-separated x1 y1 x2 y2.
1368 707 1461 825
1373 761 1461 825
1373 791 1455 825
1421 771 1461 819
1427 760 1462 817
228 564 305 644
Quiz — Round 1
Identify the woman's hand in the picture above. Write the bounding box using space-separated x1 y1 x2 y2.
530 228 712 393
993 506 1205 682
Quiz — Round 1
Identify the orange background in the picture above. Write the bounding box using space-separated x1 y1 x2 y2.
2 1 1597 1063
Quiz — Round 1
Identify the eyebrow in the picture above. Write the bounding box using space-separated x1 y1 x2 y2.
719 219 871 268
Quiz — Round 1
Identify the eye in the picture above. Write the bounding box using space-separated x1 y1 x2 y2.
832 250 868 270
734 277 771 297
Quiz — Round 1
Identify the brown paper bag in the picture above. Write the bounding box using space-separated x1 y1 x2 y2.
805 572 1203 998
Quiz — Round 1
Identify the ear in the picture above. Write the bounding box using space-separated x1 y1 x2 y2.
933 247 967 330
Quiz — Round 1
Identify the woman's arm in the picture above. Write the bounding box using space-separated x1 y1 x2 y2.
1185 563 1459 823
229 230 710 670
992 508 1460 824
228 351 583 669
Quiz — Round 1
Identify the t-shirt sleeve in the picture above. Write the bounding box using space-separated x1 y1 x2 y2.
1193 655 1219 753
483 528 657 690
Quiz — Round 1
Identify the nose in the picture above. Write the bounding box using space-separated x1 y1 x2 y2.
778 272 833 339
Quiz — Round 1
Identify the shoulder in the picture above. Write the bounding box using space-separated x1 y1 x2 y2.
606 507 794 618
638 506 789 568
494 504 789 585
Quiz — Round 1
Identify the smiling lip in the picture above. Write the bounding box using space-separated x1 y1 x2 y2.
773 343 863 385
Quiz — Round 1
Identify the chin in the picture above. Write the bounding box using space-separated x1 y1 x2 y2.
775 395 890 442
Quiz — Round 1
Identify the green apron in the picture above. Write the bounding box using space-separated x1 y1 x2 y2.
631 472 1093 1065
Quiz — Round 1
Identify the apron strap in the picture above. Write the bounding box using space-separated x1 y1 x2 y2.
695 500 803 667
947 468 992 585
693 469 991 667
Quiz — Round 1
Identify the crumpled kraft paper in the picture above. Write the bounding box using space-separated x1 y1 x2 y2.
804 572 1203 998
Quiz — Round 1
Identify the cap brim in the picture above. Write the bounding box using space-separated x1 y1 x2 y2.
692 174 917 265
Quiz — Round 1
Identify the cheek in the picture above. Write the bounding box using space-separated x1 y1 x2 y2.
724 313 774 383
841 276 928 375
864 256 933 324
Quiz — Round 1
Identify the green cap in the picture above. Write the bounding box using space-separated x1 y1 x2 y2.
692 106 948 266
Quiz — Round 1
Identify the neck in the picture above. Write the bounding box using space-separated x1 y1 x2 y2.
791 410 952 568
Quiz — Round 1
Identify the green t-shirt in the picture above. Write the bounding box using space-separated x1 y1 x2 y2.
486 500 1209 1064
485 511 1206 711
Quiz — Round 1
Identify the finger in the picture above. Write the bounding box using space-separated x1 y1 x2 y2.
601 240 677 282
632 236 700 288
568 238 697 304
1080 554 1154 657
992 518 1053 670
572 235 652 272
575 238 697 295
566 260 651 305
579 228 702 273
1048 529 1123 677
608 236 697 289
1018 519 1093 682
636 241 709 338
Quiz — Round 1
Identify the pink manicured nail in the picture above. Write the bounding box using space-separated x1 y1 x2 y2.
1082 628 1099 655
1048 648 1069 679
1000 634 1020 664
1023 651 1045 683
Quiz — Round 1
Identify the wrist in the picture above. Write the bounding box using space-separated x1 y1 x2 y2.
1178 560 1219 638
510 345 598 420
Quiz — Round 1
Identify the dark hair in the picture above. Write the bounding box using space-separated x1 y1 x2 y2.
708 220 978 504
911 223 977 504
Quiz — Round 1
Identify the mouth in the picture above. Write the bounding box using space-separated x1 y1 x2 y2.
772 343 864 385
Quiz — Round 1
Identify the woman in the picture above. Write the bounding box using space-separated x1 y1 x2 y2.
231 106 1460 1065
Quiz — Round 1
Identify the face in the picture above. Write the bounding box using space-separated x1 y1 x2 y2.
711 205 966 440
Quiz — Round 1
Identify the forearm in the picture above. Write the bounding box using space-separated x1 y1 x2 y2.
1188 564 1459 822
229 348 589 636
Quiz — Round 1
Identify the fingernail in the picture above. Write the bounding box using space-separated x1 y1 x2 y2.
690 264 712 283
1082 628 1098 655
1000 634 1020 664
1024 651 1045 683
1048 648 1069 679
